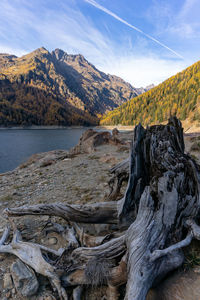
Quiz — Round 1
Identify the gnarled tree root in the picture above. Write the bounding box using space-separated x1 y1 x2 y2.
0 226 68 300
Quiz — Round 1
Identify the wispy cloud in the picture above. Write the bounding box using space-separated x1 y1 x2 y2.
0 0 115 66
101 54 188 87
147 0 200 40
0 0 193 87
180 0 199 17
85 0 184 59
0 45 26 57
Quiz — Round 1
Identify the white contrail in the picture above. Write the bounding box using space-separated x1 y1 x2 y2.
85 0 184 59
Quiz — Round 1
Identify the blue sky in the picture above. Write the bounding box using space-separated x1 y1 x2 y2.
0 0 200 87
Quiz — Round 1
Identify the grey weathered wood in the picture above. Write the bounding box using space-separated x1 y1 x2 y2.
72 286 83 300
72 235 125 262
0 227 68 300
121 117 200 300
5 201 118 224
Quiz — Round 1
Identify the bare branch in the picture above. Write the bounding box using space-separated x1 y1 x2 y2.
186 219 200 240
150 232 193 262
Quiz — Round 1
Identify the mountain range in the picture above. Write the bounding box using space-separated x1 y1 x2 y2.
0 47 145 126
100 59 200 126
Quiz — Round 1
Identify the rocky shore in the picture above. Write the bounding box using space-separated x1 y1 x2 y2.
0 128 200 299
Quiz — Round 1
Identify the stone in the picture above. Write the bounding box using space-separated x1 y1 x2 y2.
70 129 124 154
11 259 39 297
112 128 119 136
147 269 200 300
47 237 58 245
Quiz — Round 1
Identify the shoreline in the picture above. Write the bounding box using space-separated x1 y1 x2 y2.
0 125 89 130
1 118 200 133
0 125 135 131
95 125 134 131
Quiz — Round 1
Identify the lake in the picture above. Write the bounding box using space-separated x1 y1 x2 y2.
0 128 87 173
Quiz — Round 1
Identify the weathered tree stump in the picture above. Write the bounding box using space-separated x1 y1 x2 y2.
2 116 200 300
120 117 200 299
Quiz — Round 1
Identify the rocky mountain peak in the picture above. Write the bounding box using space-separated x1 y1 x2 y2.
21 47 50 61
52 48 66 61
145 84 155 90
0 54 17 69
61 52 88 64
0 53 17 58
35 47 48 53
0 47 146 126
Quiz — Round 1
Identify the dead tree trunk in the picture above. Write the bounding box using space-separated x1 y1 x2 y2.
3 116 200 300
120 117 200 299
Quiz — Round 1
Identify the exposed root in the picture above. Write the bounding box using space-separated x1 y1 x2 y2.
150 232 193 262
0 226 68 300
4 201 118 224
186 219 200 240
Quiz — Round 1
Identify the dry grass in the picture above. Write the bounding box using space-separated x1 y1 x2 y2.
0 194 13 202
88 155 99 160
85 258 113 286
183 240 200 270
191 142 200 152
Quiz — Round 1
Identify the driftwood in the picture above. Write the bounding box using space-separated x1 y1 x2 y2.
2 116 200 300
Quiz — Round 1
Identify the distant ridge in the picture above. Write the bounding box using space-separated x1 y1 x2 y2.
100 60 200 126
0 47 143 126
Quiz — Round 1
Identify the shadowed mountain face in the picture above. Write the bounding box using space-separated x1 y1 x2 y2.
0 47 140 126
101 59 200 126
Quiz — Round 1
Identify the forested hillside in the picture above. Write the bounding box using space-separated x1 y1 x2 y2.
100 60 200 126
0 48 140 126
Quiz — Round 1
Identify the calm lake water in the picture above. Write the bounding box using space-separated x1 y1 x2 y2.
0 128 87 173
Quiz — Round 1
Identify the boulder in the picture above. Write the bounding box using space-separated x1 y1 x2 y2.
70 129 123 154
112 128 119 137
147 268 200 300
11 259 39 297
